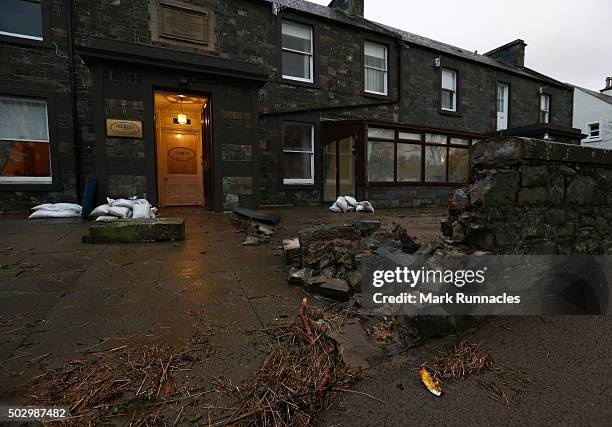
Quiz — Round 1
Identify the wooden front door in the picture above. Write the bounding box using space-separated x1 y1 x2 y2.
158 123 204 206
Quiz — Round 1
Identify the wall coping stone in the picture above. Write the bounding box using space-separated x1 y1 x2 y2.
472 137 612 167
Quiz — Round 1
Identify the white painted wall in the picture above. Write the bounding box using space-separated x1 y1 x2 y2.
573 88 612 150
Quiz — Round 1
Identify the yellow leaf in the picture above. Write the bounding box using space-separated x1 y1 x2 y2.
420 367 443 397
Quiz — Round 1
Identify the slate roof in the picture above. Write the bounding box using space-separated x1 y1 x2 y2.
573 85 612 106
263 0 569 88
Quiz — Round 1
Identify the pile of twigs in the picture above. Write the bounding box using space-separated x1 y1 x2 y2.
422 341 534 405
423 341 492 381
26 344 208 426
226 298 357 426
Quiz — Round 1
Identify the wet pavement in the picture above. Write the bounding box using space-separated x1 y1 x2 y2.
1 206 611 425
0 207 443 396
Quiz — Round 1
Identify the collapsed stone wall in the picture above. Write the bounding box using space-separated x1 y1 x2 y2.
443 137 612 254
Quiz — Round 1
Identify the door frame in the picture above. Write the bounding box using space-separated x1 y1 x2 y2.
321 124 359 201
153 88 214 209
496 81 510 131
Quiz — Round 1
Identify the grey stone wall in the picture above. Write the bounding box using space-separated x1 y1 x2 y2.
358 186 455 208
444 137 612 254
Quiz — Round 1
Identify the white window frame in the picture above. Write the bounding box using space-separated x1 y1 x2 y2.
586 121 602 142
0 0 44 41
282 122 315 185
281 21 314 84
0 95 52 184
364 41 388 96
441 68 458 112
540 94 551 124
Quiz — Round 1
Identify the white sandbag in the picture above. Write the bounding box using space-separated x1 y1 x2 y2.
151 207 158 214
356 205 364 212
335 196 349 213
347 205 355 212
106 197 115 205
95 216 118 222
344 196 358 207
111 198 136 209
358 201 375 213
89 204 111 218
28 210 80 219
132 201 153 219
329 202 343 213
32 203 82 214
108 206 131 218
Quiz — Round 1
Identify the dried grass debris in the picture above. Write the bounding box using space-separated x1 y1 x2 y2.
25 344 210 426
226 298 357 427
421 341 534 405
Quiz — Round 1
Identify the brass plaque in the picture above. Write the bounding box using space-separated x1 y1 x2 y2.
168 147 196 161
106 119 144 138
160 3 208 44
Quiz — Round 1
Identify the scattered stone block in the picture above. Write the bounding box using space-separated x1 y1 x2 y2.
282 238 301 267
232 207 280 225
242 236 263 246
257 225 274 236
350 220 382 237
288 267 313 286
328 319 384 370
317 278 350 301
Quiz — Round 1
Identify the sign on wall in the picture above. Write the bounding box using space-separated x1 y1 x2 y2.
159 2 208 45
106 119 144 138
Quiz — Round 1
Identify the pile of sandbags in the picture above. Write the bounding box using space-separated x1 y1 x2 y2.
89 197 158 222
28 203 83 219
329 196 374 213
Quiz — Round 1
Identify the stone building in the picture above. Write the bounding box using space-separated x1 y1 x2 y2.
0 0 581 211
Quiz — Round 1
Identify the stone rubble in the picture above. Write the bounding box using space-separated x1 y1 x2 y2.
282 220 457 302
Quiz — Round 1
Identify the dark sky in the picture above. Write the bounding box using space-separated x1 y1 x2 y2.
309 0 611 90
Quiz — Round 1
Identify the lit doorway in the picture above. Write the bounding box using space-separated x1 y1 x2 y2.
154 91 212 208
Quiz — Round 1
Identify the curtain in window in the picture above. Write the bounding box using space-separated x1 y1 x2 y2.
364 42 387 94
441 69 456 91
0 96 48 141
0 96 51 181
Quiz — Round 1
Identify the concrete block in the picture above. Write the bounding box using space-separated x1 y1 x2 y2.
84 218 185 243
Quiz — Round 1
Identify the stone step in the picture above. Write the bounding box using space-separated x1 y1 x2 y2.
83 218 185 243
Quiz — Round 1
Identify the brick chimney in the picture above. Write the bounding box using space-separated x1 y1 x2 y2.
601 76 612 95
328 0 364 17
484 39 527 68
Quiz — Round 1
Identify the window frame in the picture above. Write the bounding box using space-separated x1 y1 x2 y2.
440 68 459 113
365 125 474 185
0 0 52 48
282 121 315 186
281 20 314 84
585 121 602 142
0 83 60 191
539 93 551 124
363 40 389 96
